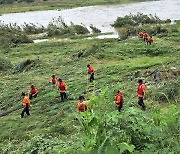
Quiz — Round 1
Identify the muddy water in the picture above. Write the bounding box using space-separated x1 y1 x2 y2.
0 0 180 33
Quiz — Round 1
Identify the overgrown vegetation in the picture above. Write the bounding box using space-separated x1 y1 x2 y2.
0 22 32 48
113 13 163 27
0 18 92 44
0 16 179 154
22 23 45 34
76 91 180 153
46 18 89 37
113 13 178 40
12 59 38 74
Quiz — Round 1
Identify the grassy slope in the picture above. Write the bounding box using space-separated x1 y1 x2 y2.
0 0 153 14
0 24 180 152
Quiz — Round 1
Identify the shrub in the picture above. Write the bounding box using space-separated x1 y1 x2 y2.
46 19 69 36
69 24 89 35
0 22 32 48
90 24 101 33
113 13 162 28
46 17 89 36
12 59 38 74
149 80 180 103
119 31 128 40
113 13 171 40
47 24 70 36
116 24 169 40
75 87 180 153
22 23 45 34
10 33 32 44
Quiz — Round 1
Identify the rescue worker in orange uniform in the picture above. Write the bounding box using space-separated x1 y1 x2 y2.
87 64 95 82
137 79 146 110
51 75 57 86
57 78 68 102
147 36 153 45
138 31 143 38
21 92 30 118
143 32 149 42
29 85 38 100
115 90 124 112
77 96 87 112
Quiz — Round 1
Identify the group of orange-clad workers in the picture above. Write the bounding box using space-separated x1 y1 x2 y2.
21 63 146 117
138 31 153 45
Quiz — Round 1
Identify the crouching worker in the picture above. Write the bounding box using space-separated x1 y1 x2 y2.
77 96 88 112
138 31 143 38
115 90 124 112
147 36 153 45
57 78 68 102
51 75 57 86
29 85 38 100
137 79 146 110
21 92 30 118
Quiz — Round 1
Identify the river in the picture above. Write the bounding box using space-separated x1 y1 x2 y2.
0 0 180 33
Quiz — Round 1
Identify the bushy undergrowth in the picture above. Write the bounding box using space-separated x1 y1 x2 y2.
0 17 102 38
0 18 92 45
0 22 32 48
113 13 162 28
46 18 90 36
66 88 179 153
22 23 45 34
149 80 180 103
114 13 175 40
70 24 90 35
12 59 38 73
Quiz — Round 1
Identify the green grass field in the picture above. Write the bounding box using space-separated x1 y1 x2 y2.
0 0 153 14
0 21 180 153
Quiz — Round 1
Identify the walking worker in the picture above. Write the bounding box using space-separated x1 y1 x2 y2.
21 92 30 118
147 36 153 45
57 78 68 102
115 90 124 112
87 64 95 82
29 85 38 100
77 96 87 112
138 31 143 38
51 75 57 86
137 79 146 110
143 32 149 42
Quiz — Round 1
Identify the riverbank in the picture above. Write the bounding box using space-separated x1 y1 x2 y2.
0 19 179 153
0 0 153 14
1 0 179 34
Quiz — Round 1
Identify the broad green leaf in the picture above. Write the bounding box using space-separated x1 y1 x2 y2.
119 142 135 154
